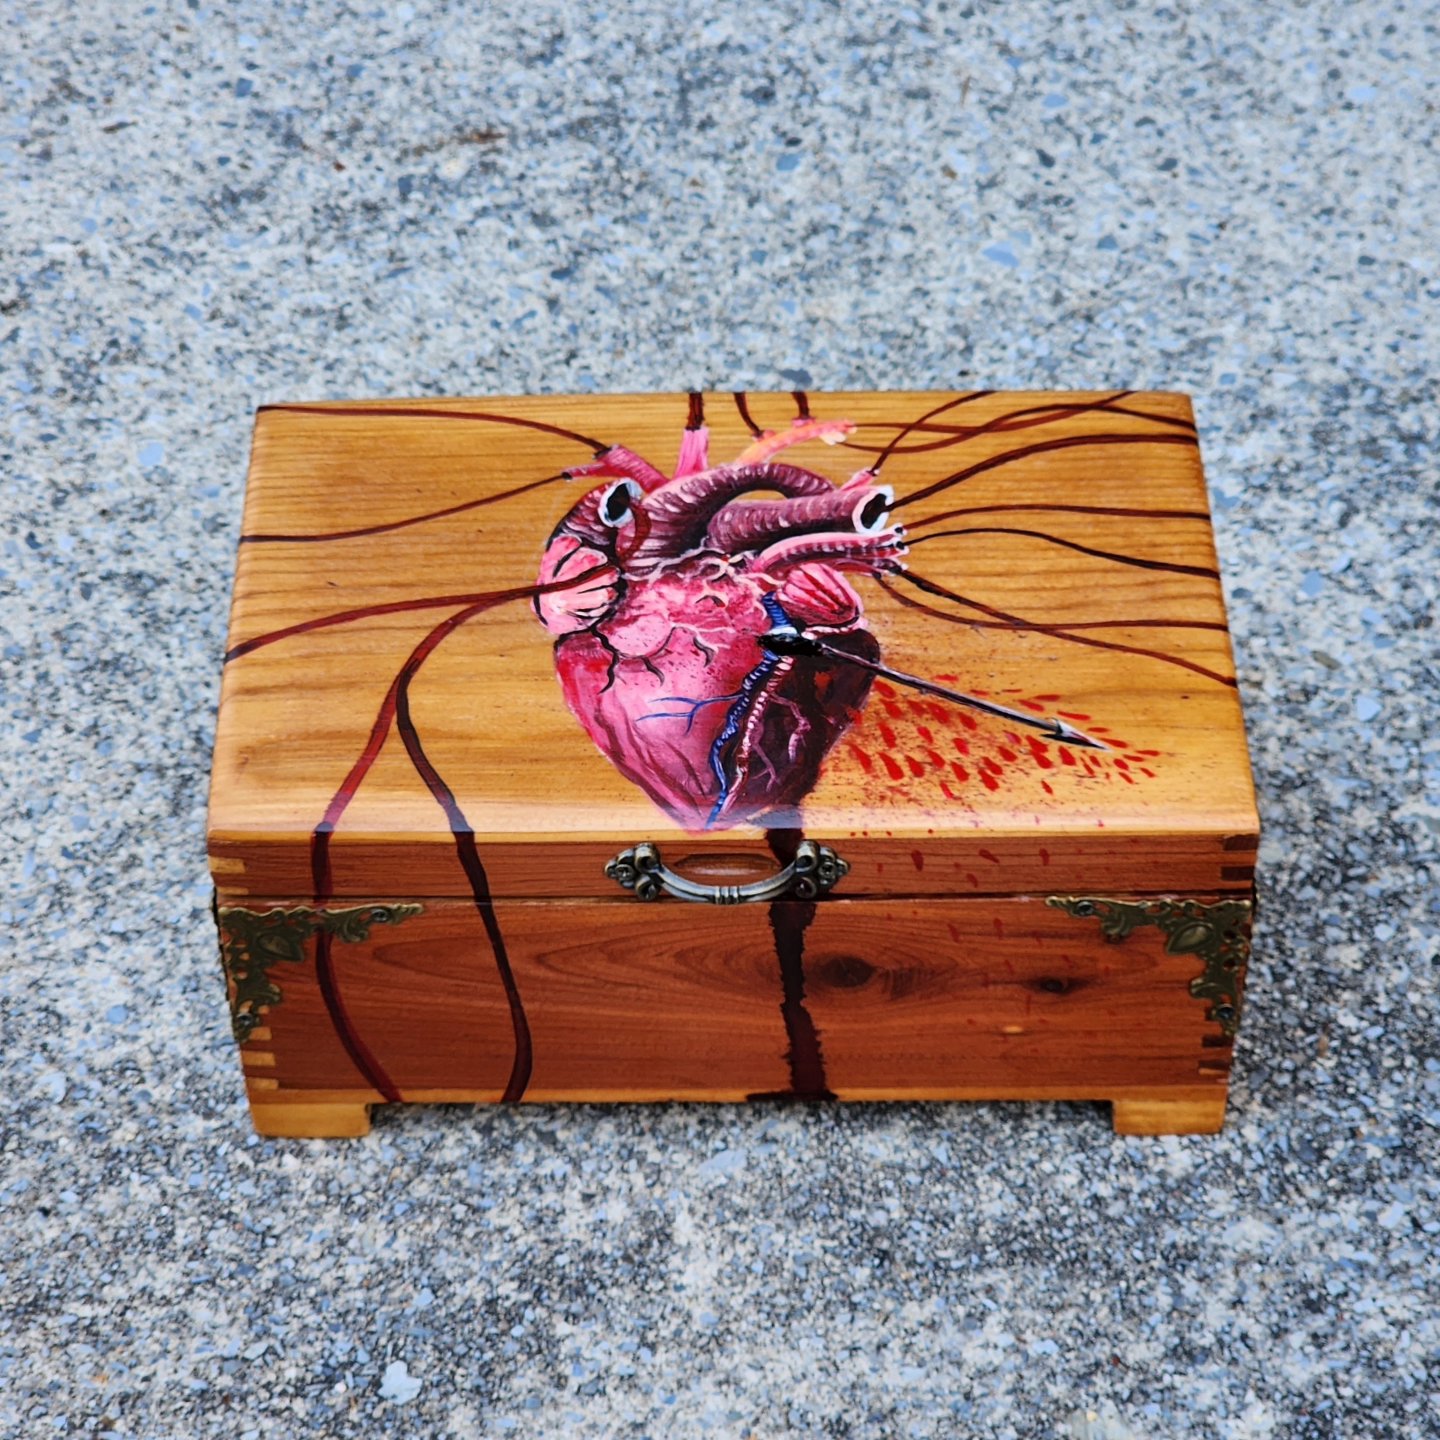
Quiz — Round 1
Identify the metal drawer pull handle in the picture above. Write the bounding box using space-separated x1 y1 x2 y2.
605 840 849 903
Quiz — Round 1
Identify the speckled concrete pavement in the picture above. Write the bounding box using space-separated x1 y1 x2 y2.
3 4 1437 1437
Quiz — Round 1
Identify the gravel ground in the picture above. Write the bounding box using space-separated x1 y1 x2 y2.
3 3 1437 1436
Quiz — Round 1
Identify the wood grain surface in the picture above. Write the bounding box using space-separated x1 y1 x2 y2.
209 390 1259 899
230 893 1241 1132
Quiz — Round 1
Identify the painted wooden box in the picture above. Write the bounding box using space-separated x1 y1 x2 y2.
208 390 1258 1138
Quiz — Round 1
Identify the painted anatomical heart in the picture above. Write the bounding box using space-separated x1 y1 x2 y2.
534 418 906 830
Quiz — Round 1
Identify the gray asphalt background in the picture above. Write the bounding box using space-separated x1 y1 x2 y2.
3 3 1437 1436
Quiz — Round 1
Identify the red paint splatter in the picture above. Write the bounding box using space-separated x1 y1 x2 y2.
978 849 1001 865
836 678 1162 809
911 850 926 872
1039 847 1050 867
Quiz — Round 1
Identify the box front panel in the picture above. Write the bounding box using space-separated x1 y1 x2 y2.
222 894 1243 1109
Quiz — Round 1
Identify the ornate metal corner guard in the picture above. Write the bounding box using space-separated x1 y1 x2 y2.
1046 895 1253 1038
215 903 423 1042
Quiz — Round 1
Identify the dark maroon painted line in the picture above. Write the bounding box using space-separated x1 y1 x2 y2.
752 828 834 1101
848 404 1196 445
261 402 608 453
916 612 1229 633
872 391 996 473
301 594 522 1102
885 572 1238 688
844 393 1200 460
687 391 705 430
908 502 1210 526
891 431 1200 510
791 390 811 419
905 526 1220 579
394 676 531 1103
850 393 1137 459
732 391 764 437
313 925 396 1098
844 398 1196 455
240 473 567 544
225 566 615 662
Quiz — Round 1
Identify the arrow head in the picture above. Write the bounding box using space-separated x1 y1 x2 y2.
1049 719 1109 750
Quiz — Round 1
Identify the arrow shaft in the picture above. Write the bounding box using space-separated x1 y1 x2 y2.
797 635 1106 748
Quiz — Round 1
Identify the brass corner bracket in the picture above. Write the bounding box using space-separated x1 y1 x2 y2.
215 903 423 1043
1046 895 1253 1038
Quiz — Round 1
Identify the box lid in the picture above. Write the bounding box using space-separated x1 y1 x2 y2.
208 390 1259 900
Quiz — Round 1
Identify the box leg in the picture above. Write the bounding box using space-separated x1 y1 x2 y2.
249 1100 373 1138
1112 1090 1228 1136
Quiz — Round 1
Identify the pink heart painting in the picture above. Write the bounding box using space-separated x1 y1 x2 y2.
534 413 1103 831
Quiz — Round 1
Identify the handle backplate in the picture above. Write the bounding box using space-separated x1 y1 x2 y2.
605 840 849 903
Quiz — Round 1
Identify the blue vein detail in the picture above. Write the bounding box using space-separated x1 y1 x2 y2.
705 594 797 829
637 692 742 732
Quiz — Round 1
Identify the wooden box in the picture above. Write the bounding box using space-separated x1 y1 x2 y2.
208 390 1258 1138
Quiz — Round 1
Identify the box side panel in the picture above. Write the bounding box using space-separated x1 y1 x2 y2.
218 894 1244 1109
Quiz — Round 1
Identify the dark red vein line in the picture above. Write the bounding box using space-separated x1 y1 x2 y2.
395 674 531 1104
261 402 608 452
687 391 705 430
843 398 1196 457
862 392 1133 460
733 392 764 436
849 401 1197 441
241 473 568 544
928 614 1229 633
873 391 997 471
907 503 1210 526
885 573 1237 688
891 432 1200 510
758 828 832 1101
905 527 1220 579
224 567 614 662
307 595 513 1103
791 390 811 419
309 925 399 1103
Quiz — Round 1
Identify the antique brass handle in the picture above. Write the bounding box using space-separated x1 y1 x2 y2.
605 840 849 903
